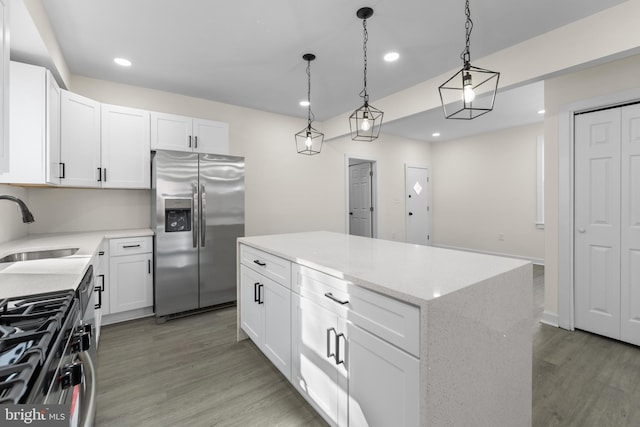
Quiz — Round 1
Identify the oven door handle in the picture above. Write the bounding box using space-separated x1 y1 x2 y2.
77 351 96 427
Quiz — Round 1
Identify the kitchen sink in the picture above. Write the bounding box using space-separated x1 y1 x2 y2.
0 248 80 263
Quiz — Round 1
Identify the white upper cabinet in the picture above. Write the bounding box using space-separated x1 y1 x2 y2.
101 104 150 188
60 90 101 187
151 111 228 154
0 0 9 173
0 61 60 185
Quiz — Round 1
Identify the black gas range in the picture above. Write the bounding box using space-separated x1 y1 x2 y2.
0 266 95 426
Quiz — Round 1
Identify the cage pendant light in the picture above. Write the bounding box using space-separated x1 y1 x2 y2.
295 54 324 155
438 0 500 120
349 7 383 142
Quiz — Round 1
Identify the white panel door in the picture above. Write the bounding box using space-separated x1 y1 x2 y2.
193 118 229 154
405 166 430 245
101 104 150 189
574 109 621 340
109 253 153 314
292 294 345 426
347 324 420 427
349 162 372 238
60 90 101 187
262 279 291 380
150 112 193 151
621 104 640 346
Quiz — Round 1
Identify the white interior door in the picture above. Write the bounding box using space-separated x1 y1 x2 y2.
574 108 622 340
405 166 430 245
349 162 373 238
621 104 640 345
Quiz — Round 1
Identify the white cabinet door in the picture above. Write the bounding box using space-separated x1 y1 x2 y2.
101 104 150 188
193 118 228 154
240 265 263 344
292 294 347 426
150 112 192 151
109 252 153 314
240 265 291 379
347 324 420 427
0 0 8 173
0 62 60 185
262 278 291 379
60 90 101 187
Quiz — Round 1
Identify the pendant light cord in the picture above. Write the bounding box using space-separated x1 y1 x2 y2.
460 0 473 66
306 59 315 128
360 18 369 103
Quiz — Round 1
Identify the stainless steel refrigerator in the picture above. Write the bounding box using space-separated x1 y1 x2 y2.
152 150 244 318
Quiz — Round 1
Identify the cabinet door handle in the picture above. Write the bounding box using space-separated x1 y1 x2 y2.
148 259 151 274
123 244 141 248
254 282 260 303
103 168 107 182
194 136 198 149
326 328 336 362
60 162 66 179
188 135 192 148
253 260 266 267
94 286 102 309
97 167 102 182
335 332 345 365
324 292 349 305
258 284 264 304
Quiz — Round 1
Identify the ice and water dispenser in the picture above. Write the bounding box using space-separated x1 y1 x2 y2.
165 199 191 232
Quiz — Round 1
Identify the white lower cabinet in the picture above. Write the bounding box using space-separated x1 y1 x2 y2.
99 236 154 325
240 265 291 380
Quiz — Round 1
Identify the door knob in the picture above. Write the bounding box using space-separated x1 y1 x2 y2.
408 212 413 216
349 212 353 215
578 228 586 233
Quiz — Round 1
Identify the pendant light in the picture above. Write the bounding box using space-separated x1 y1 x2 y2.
349 7 383 142
295 53 324 155
438 0 500 120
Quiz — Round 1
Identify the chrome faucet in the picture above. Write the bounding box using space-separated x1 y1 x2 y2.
0 195 35 223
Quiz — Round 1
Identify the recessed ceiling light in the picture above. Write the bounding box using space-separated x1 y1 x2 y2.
114 57 132 67
432 132 441 137
299 100 310 107
384 52 399 62
537 109 546 115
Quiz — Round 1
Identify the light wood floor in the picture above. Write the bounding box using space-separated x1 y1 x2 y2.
95 266 640 426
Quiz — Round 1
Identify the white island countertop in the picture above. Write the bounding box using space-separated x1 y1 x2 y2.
239 231 530 306
0 229 153 299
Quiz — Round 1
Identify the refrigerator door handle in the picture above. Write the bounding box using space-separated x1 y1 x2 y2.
200 183 206 247
192 182 198 248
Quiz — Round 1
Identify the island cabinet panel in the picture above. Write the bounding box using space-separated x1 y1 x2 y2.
239 258 292 380
237 232 532 427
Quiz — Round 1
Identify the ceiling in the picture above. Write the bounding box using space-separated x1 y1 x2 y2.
11 0 627 142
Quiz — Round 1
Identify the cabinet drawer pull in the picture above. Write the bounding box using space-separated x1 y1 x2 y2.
122 244 141 248
253 260 266 267
324 292 349 305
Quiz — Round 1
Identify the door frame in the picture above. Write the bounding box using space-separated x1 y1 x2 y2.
404 164 431 245
345 155 378 238
558 87 640 330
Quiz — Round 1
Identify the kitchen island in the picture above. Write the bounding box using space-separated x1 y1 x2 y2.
237 231 532 427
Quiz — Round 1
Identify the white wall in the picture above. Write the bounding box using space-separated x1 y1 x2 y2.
0 184 30 243
543 53 640 320
430 123 545 262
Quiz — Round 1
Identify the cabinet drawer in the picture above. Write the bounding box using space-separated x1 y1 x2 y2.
294 264 420 357
110 236 152 256
240 244 291 288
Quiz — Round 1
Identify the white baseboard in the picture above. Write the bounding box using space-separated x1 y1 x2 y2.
102 307 154 326
540 311 559 327
432 244 545 265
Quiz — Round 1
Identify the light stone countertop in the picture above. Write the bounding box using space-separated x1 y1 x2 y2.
0 229 153 299
239 230 530 306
